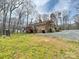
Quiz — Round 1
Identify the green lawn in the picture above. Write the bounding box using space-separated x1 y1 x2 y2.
0 34 79 59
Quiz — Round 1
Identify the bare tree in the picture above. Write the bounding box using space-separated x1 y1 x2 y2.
50 13 58 27
0 0 9 35
15 5 26 33
62 11 70 30
14 0 36 33
23 0 35 26
71 0 79 29
0 0 23 35
8 0 23 30
74 14 79 29
0 0 36 34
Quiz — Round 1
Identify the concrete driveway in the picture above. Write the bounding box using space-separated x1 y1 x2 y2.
37 30 79 41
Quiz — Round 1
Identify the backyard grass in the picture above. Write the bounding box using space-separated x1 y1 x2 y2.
0 34 79 59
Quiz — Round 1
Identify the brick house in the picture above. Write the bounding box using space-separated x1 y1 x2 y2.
25 13 60 33
34 20 56 33
26 20 56 33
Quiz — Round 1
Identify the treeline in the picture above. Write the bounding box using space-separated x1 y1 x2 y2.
0 0 36 35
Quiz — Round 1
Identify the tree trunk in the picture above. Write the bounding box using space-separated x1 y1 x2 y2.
3 9 7 35
8 11 12 30
27 14 29 27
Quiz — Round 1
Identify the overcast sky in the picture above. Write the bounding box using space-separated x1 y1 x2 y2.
33 0 79 17
33 0 71 14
